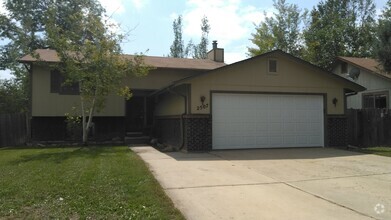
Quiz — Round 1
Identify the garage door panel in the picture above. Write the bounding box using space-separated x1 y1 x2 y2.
212 93 324 149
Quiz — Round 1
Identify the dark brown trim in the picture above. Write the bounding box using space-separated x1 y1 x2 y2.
210 90 327 96
326 114 347 118
132 89 157 96
155 114 211 119
154 115 182 119
183 114 210 119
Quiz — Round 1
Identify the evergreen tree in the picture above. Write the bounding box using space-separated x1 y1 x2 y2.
193 16 210 59
169 15 211 59
169 15 186 58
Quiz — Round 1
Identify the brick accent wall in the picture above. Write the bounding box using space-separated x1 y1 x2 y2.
184 115 212 151
327 116 348 147
31 117 125 141
155 117 182 147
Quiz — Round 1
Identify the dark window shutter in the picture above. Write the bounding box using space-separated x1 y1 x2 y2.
50 70 61 93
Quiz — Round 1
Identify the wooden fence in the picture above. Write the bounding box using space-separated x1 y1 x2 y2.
347 109 391 147
0 113 27 147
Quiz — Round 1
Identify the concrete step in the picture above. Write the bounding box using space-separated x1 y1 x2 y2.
125 136 150 145
126 132 143 137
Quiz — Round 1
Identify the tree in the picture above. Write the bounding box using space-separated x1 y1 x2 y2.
46 0 151 144
303 0 376 70
193 16 210 59
248 0 306 57
0 79 26 114
0 0 54 113
169 15 211 59
0 0 113 118
376 0 391 73
0 0 51 79
169 15 186 58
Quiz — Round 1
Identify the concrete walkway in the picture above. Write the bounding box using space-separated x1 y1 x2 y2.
131 146 391 220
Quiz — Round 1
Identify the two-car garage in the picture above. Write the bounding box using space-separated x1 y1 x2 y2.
212 93 325 150
154 50 366 151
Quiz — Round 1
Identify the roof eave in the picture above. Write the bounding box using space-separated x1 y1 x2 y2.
336 57 391 82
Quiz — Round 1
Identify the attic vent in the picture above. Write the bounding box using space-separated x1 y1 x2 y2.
341 62 348 74
348 67 360 80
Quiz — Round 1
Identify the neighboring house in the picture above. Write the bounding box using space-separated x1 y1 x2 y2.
333 57 391 109
20 44 364 151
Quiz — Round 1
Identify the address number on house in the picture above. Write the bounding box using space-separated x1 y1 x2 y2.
197 103 209 110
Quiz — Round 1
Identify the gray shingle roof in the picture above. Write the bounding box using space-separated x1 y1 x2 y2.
19 49 226 70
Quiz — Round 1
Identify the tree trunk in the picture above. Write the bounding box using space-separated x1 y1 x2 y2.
80 94 88 145
80 96 96 146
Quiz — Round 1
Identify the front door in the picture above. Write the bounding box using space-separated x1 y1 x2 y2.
126 96 144 132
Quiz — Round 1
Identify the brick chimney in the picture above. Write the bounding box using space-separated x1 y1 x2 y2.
207 40 224 62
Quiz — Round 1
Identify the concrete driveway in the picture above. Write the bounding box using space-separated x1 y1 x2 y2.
131 147 391 220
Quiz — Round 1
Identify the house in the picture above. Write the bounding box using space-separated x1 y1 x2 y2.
20 44 365 151
333 57 391 109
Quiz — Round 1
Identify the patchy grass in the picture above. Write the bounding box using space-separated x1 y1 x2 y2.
0 146 184 219
357 147 391 157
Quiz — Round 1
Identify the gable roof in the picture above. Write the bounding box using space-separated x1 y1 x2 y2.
152 50 366 96
19 49 226 71
336 56 391 80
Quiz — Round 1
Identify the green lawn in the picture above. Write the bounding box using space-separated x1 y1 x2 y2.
0 146 184 219
360 147 391 157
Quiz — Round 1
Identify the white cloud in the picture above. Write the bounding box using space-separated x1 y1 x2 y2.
224 44 250 64
0 70 13 80
0 0 7 14
131 0 149 10
181 0 272 63
99 0 125 15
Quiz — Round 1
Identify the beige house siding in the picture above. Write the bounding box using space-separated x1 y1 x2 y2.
32 65 125 116
31 66 201 117
154 84 188 116
333 64 391 109
184 55 360 115
125 69 202 90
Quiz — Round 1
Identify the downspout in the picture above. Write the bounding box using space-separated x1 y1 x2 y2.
23 63 32 143
167 87 187 150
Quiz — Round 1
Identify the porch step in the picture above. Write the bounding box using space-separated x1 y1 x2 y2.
125 136 150 145
126 132 143 137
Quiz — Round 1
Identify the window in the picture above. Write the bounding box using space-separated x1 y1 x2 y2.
50 70 61 93
362 92 388 109
50 69 80 95
268 59 277 73
341 62 348 74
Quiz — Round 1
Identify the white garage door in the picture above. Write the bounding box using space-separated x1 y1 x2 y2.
212 93 324 149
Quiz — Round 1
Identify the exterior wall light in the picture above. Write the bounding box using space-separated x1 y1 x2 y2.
200 95 206 104
332 97 338 107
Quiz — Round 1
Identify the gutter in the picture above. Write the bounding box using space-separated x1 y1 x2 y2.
345 91 358 97
167 87 187 150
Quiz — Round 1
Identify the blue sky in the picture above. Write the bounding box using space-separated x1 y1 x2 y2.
0 0 388 79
